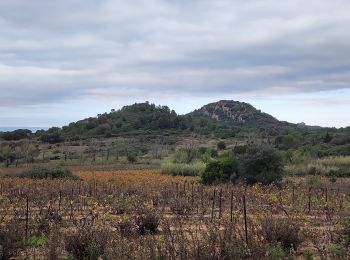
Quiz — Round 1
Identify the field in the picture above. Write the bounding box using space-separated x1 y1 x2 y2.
1 167 350 259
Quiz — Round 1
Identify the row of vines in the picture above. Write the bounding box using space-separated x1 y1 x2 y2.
0 170 349 259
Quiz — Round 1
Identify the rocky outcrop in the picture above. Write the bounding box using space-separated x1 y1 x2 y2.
190 100 284 127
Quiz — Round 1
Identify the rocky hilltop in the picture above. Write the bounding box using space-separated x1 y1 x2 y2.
190 100 286 128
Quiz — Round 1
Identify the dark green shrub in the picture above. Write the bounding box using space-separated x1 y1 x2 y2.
233 145 247 155
330 134 350 145
18 167 79 180
217 141 226 150
201 158 239 185
0 129 32 141
308 167 318 175
40 131 63 144
240 145 284 185
266 244 285 260
127 153 137 164
329 175 337 183
326 168 350 178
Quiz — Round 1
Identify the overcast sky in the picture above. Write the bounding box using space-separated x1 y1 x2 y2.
1 0 350 128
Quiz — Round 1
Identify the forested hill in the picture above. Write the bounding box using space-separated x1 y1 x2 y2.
36 101 293 141
61 102 186 136
2 101 349 145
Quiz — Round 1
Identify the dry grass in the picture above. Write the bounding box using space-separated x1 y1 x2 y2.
286 155 350 176
0 168 349 259
76 169 198 187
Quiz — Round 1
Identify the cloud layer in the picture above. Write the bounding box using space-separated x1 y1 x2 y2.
0 0 350 126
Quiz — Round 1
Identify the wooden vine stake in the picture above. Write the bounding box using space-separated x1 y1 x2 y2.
58 190 62 212
25 196 29 242
308 187 312 213
219 188 223 219
230 189 234 222
243 194 248 246
191 183 194 208
292 185 295 211
211 189 216 222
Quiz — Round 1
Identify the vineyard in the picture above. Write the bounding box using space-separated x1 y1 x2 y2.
0 169 349 259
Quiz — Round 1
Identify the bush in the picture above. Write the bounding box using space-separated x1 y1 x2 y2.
198 146 218 162
135 209 160 234
327 168 350 178
233 145 247 155
201 158 239 185
40 130 63 144
172 147 197 164
217 141 226 150
169 196 192 215
260 217 303 250
266 244 285 260
240 145 284 185
127 153 137 164
0 129 32 141
117 218 137 237
219 224 247 259
161 161 205 176
328 243 347 259
17 167 79 180
341 217 350 246
65 226 109 260
0 221 25 259
303 249 314 260
306 175 327 189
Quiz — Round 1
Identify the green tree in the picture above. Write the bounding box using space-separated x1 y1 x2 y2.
323 132 332 143
240 144 284 185
22 142 40 164
40 127 63 144
111 138 126 161
201 158 239 184
127 152 137 164
0 145 15 167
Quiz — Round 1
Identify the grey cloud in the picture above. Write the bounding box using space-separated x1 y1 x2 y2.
0 0 350 107
302 98 350 106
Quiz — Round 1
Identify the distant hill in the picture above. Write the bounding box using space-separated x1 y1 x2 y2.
190 100 288 128
2 100 349 158
0 127 48 132
59 102 189 137
52 100 297 140
296 122 323 130
3 100 341 142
